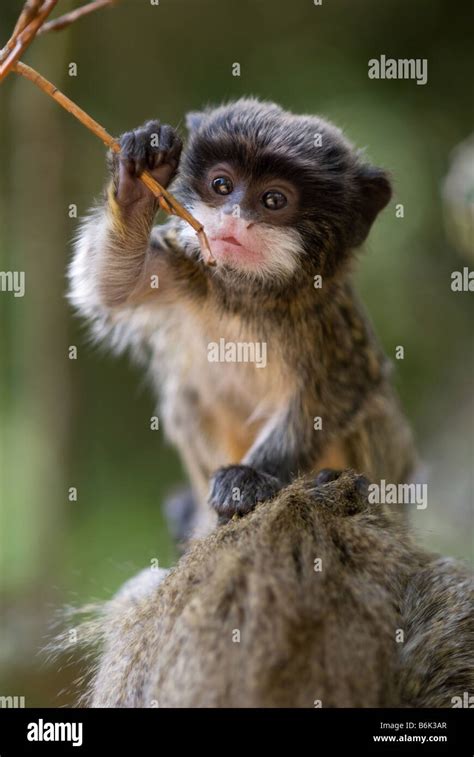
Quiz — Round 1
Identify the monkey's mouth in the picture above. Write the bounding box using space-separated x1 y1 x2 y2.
218 236 242 247
210 235 263 267
201 214 267 268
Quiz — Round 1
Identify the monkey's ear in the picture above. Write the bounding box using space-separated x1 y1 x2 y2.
352 165 392 247
185 111 206 132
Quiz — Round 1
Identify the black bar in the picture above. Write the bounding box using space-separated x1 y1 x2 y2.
0 707 471 755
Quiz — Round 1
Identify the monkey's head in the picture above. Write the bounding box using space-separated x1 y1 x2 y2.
174 98 392 288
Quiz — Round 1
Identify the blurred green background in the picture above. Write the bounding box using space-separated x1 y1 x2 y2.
0 0 472 705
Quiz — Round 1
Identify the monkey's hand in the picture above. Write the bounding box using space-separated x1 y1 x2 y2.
108 120 183 210
209 464 282 525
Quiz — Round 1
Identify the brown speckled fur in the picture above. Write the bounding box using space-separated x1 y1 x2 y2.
68 99 417 534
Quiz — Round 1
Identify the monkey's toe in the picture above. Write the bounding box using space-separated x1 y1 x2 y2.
209 464 282 525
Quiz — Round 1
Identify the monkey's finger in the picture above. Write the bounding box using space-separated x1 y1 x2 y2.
142 119 161 136
137 120 162 170
157 124 183 158
150 133 183 175
120 129 149 175
115 160 148 204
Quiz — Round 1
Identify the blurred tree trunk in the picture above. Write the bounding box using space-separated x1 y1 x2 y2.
2 31 72 654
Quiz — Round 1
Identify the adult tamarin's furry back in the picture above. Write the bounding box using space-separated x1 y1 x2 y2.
68 98 416 535
67 471 472 708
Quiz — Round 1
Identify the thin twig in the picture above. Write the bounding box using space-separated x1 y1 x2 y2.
12 0 44 39
0 0 58 81
39 0 117 35
0 0 43 63
13 61 216 265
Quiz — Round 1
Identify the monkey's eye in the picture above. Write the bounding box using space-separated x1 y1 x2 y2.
262 190 287 210
212 176 233 195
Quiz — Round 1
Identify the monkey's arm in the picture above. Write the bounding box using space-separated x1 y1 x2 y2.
208 391 328 522
68 120 206 321
70 206 204 312
209 378 404 523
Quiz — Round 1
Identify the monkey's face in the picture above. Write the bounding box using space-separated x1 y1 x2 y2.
178 161 303 281
175 99 392 286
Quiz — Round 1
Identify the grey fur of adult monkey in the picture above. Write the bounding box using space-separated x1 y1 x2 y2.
66 471 473 708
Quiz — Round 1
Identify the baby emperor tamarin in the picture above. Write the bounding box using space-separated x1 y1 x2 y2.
69 98 416 536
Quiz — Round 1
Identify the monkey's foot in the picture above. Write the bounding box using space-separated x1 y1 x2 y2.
209 464 282 525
